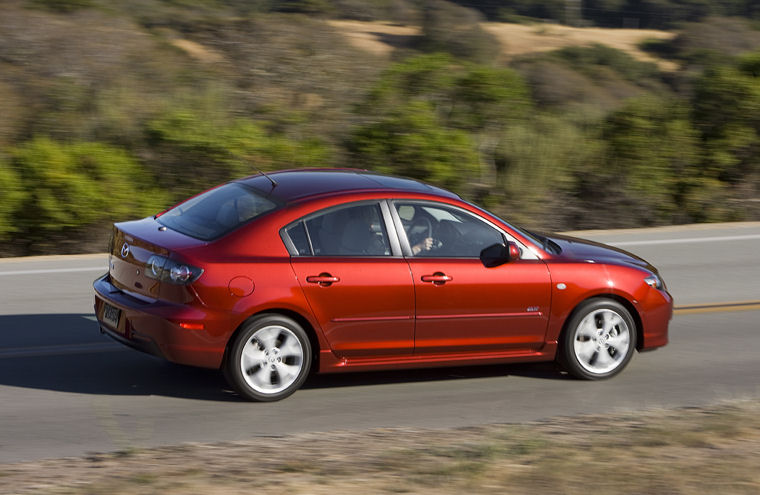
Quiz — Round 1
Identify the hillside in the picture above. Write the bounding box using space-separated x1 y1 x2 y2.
329 20 677 70
1 0 759 256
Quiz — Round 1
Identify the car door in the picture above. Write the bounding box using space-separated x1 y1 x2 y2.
391 201 551 355
283 201 415 359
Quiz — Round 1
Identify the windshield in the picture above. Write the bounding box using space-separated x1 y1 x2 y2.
157 183 278 241
466 203 545 247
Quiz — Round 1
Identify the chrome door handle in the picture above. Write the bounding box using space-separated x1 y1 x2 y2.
306 273 340 286
420 273 452 285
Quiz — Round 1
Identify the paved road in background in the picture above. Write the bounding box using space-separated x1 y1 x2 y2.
1 223 758 463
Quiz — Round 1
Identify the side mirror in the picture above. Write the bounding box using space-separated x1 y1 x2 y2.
480 242 520 268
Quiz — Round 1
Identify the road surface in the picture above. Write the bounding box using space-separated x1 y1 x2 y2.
1 222 758 463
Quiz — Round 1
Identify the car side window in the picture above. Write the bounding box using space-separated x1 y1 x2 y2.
395 203 505 258
286 203 392 257
284 222 311 255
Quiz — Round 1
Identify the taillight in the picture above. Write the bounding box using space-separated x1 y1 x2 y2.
146 255 203 285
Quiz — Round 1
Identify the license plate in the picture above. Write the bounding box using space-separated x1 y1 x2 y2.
102 302 121 330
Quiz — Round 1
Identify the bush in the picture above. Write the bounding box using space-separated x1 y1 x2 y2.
9 137 167 246
147 109 332 197
0 159 26 240
349 101 479 189
418 0 499 64
28 0 94 13
363 53 530 129
657 17 760 63
489 115 603 228
329 0 418 22
595 97 704 225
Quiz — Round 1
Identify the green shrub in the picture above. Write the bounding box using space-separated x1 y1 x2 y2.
418 0 499 64
147 109 332 196
349 101 479 189
489 115 603 228
363 53 531 130
28 0 94 13
598 97 704 225
271 0 334 14
10 137 167 237
0 160 27 239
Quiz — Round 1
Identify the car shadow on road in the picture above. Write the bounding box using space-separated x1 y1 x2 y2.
0 314 568 402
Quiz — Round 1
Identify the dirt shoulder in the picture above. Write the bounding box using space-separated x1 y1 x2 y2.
2 399 759 494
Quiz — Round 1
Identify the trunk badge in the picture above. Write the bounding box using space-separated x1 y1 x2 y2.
120 242 130 258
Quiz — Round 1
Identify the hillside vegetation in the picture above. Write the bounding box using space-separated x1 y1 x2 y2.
1 0 759 256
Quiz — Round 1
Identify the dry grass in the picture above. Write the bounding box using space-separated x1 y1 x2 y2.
2 399 760 494
168 39 225 64
327 20 419 57
328 19 677 70
482 22 677 69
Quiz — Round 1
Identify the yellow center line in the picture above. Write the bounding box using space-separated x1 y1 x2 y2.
674 300 760 315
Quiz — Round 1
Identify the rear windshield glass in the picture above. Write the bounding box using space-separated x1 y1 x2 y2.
157 183 278 240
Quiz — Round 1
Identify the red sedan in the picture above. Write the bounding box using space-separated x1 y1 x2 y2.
94 169 672 401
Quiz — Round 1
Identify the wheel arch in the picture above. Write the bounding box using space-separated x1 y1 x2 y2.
558 294 644 354
222 308 322 373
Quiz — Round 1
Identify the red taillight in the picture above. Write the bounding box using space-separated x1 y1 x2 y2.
146 255 203 285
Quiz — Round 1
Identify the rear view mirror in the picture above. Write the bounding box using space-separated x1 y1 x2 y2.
480 242 520 268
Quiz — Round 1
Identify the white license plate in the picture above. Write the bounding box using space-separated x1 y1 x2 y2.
102 302 121 329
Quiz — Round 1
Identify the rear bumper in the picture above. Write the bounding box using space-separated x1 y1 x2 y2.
93 274 228 369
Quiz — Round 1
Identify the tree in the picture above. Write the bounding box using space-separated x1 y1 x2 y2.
349 101 479 189
597 97 709 224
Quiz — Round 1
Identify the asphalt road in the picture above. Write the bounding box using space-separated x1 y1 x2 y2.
1 222 758 463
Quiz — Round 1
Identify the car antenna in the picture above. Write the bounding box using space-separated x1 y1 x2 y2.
256 168 278 188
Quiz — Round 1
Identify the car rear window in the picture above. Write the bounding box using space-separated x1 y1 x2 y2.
157 183 278 241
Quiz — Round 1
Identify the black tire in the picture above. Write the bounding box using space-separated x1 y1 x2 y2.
558 299 636 380
225 314 312 401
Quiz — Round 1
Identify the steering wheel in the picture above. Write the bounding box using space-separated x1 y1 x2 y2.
409 216 442 253
410 216 433 239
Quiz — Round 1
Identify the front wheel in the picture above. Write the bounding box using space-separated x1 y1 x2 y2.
559 299 636 380
225 315 312 401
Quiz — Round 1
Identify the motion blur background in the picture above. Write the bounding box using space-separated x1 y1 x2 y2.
1 0 759 257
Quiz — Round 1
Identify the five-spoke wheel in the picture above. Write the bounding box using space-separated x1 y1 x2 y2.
225 315 311 401
559 299 636 380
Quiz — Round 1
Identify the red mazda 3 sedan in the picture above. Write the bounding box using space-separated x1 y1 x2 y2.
94 169 672 401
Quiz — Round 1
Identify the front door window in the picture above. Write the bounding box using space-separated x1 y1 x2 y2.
393 201 551 354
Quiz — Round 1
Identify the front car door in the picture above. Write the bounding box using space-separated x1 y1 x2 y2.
282 201 415 358
391 201 552 355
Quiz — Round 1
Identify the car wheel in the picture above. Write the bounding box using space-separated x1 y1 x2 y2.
225 315 312 401
559 299 636 380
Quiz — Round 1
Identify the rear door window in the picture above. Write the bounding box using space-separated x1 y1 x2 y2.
284 203 392 257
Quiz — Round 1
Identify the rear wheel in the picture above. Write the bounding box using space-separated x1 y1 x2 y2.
559 299 636 380
225 315 311 401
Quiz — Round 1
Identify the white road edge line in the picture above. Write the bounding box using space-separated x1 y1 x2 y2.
0 267 105 276
610 234 760 247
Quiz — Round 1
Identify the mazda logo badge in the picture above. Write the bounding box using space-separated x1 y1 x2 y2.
120 242 130 258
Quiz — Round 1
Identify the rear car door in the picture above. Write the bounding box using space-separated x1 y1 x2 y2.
283 201 415 358
391 201 552 355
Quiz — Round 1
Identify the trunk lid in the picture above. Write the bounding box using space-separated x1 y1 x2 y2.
109 216 204 301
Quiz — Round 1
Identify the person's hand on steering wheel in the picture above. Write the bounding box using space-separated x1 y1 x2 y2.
412 237 434 255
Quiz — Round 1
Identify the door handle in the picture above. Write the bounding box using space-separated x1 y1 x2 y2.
421 273 452 285
306 273 340 286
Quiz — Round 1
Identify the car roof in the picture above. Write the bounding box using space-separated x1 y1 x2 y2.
238 168 460 203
